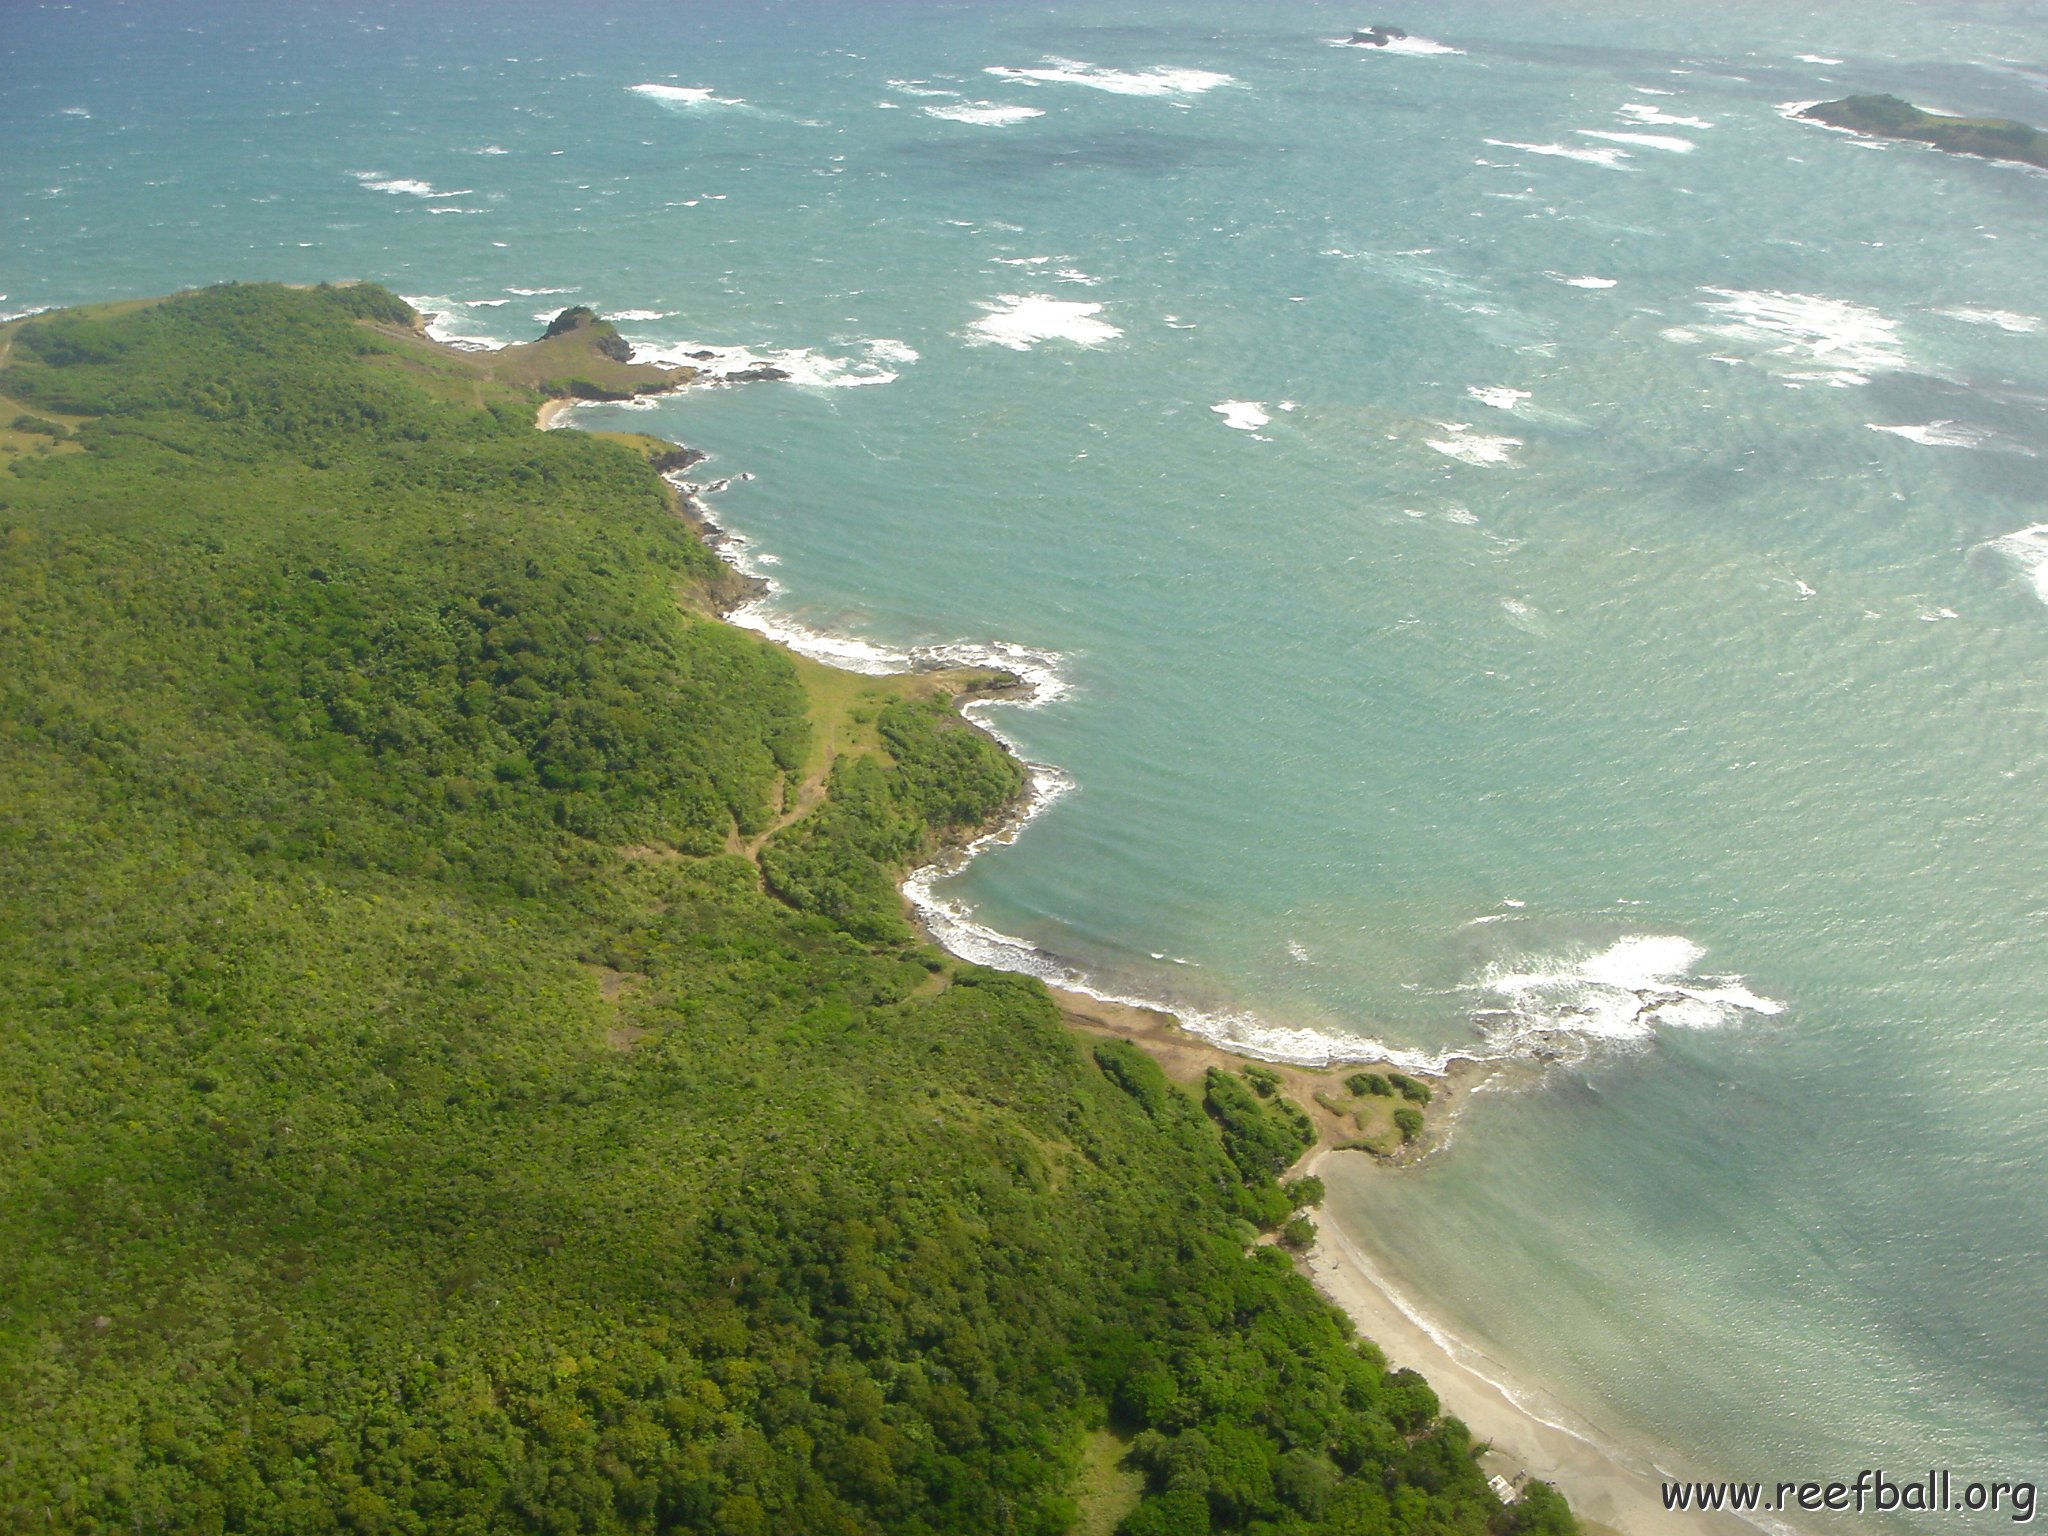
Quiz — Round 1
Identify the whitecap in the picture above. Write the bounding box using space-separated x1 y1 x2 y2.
1796 53 1844 65
1576 128 1695 153
1867 421 2006 451
1984 525 2048 605
1469 935 1782 1058
966 295 1121 350
631 335 913 387
1467 385 1530 411
1545 272 1617 289
1694 287 1906 387
1330 34 1465 56
1618 103 1713 129
471 144 510 156
1427 423 1522 466
352 171 475 199
506 286 577 296
608 309 674 322
1936 306 2042 334
923 101 1045 126
982 57 1234 98
1483 138 1632 169
1212 400 1270 431
60 106 92 119
630 82 746 108
401 295 511 352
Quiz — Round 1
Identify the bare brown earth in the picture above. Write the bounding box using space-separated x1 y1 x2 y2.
1052 987 1486 1169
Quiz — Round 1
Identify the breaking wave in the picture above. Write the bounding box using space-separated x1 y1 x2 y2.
983 57 1234 98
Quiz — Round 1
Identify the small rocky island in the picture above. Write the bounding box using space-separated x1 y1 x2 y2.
1346 24 1409 47
1800 94 2048 172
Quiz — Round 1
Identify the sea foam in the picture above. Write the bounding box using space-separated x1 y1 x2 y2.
1983 525 2048 605
1468 385 1531 411
923 101 1045 126
630 83 746 109
1575 129 1695 153
1469 935 1783 1058
1428 423 1523 466
982 58 1234 98
1694 287 1906 387
352 171 474 199
1937 306 2042 334
401 295 511 352
1213 400 1271 431
967 295 1121 350
1867 421 2008 451
1483 139 1632 170
1330 34 1466 56
632 334 914 388
1619 103 1713 129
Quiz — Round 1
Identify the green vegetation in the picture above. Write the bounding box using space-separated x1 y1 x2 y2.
1281 1175 1324 1211
1389 1072 1432 1106
0 283 1565 1536
9 411 70 439
1240 1064 1284 1099
1325 1071 1432 1158
1801 94 2048 171
492 305 689 402
1497 1482 1577 1536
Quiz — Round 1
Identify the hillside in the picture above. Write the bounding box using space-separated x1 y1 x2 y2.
0 283 1570 1536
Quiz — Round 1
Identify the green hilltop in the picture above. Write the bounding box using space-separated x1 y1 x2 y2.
0 283 1573 1536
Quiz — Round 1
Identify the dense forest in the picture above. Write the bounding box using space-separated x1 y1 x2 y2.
0 284 1574 1536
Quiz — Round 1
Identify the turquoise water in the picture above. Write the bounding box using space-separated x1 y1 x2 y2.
10 0 2048 1521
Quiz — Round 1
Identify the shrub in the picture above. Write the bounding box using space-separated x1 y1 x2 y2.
1241 1064 1283 1098
1282 1174 1324 1210
1393 1107 1425 1143
1390 1072 1433 1104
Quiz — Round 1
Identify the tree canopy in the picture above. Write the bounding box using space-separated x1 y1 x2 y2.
0 284 1569 1536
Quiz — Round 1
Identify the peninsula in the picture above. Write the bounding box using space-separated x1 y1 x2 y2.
1799 93 2048 171
0 284 1570 1536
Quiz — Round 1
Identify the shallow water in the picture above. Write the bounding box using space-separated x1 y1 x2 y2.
9 0 2048 1521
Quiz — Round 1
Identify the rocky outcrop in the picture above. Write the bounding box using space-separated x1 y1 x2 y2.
1800 94 2048 171
542 304 635 362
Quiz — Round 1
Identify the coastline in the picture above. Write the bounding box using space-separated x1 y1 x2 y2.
1304 1155 1762 1536
1052 985 1483 1164
551 377 1731 1536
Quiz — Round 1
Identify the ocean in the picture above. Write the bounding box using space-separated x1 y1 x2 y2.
8 0 2046 1524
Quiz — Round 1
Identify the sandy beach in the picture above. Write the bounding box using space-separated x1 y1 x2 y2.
1054 985 1756 1535
1303 1152 1759 1536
